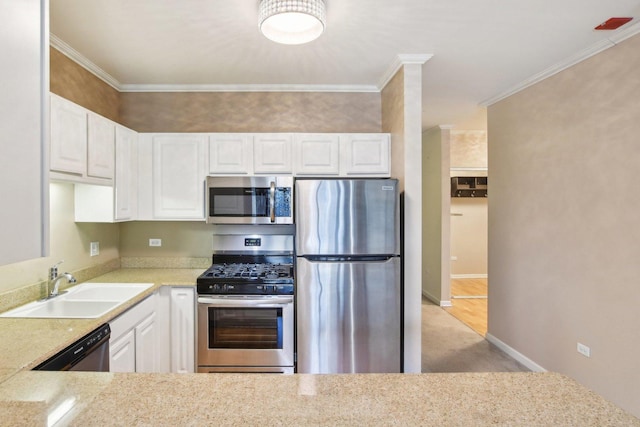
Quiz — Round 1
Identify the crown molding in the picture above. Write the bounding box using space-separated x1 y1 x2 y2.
377 54 433 90
51 32 386 94
480 20 640 106
119 83 379 93
50 33 122 90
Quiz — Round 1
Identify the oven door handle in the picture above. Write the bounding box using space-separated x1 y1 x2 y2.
198 296 292 306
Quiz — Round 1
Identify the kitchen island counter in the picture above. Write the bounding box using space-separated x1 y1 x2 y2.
0 370 638 426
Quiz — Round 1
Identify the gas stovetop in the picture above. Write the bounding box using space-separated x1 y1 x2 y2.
197 253 294 295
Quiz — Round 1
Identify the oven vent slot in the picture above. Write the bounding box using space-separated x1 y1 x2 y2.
451 176 487 198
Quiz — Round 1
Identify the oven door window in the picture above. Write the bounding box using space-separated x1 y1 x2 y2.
209 188 269 217
208 307 283 349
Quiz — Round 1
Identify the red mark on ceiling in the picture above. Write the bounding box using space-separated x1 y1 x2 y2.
594 17 633 30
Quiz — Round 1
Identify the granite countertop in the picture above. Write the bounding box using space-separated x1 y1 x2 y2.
0 268 638 425
0 268 202 378
0 371 638 426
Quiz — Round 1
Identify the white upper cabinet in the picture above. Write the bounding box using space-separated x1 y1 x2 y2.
114 125 138 221
209 133 253 175
50 94 116 184
149 134 208 220
294 134 340 175
341 133 391 176
50 94 87 176
87 112 115 179
74 124 138 223
254 134 293 174
0 0 47 265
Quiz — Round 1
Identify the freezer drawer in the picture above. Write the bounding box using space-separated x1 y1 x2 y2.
296 257 401 374
295 179 400 256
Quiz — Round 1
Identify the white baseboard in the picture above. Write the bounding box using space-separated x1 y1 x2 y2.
422 290 451 307
451 274 488 279
485 333 547 372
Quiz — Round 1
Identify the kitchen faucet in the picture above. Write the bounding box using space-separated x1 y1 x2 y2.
47 261 76 299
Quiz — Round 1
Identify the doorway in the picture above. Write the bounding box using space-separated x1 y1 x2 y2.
446 129 488 336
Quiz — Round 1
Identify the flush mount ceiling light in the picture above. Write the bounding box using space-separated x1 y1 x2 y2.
259 0 326 45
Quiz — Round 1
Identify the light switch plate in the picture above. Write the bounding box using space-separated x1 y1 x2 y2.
149 238 162 247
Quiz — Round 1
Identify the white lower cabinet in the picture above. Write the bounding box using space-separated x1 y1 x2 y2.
156 286 196 373
170 287 196 373
109 293 159 373
109 329 136 373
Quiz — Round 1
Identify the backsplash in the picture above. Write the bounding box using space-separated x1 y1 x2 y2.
0 259 120 314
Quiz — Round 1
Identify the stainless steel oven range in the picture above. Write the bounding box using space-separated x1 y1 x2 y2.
196 233 294 374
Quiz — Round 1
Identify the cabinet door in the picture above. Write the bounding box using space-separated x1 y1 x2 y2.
110 329 136 373
341 134 390 176
135 312 158 373
209 134 252 174
152 134 207 219
254 134 292 174
0 0 47 265
50 94 87 175
170 287 195 373
87 113 115 179
294 134 340 175
115 126 138 221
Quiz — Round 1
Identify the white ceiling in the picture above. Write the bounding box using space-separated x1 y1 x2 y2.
50 0 640 130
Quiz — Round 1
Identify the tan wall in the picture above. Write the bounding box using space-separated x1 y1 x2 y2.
120 92 381 133
488 34 640 417
0 183 119 295
422 127 451 303
382 71 405 190
450 130 487 168
50 47 119 122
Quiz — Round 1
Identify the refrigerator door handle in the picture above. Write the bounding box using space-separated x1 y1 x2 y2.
269 181 276 223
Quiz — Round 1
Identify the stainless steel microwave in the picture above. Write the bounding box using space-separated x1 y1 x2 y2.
205 176 293 224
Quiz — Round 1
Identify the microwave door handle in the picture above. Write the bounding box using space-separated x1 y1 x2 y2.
269 181 276 223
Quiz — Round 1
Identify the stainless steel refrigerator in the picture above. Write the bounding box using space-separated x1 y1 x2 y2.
295 178 402 374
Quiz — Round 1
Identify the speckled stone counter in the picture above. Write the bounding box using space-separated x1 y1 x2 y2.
0 269 202 377
1 269 639 425
0 371 638 426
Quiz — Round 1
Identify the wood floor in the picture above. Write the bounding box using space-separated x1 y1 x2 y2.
444 278 488 336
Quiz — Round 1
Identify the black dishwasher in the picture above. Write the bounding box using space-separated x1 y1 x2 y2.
33 323 111 371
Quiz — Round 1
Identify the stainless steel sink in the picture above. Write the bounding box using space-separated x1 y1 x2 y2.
0 282 154 318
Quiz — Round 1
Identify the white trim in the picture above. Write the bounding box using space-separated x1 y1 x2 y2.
485 333 547 372
480 21 640 106
451 274 488 279
50 34 121 90
50 35 432 95
422 290 452 307
378 54 433 90
450 167 488 172
119 83 379 93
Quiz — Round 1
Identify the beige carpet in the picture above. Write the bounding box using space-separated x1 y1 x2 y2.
421 298 528 373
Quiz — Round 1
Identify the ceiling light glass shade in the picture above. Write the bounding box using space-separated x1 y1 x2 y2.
259 0 326 45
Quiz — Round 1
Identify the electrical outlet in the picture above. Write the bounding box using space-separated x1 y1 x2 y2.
451 256 458 261
577 342 591 358
90 241 99 256
149 238 162 247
